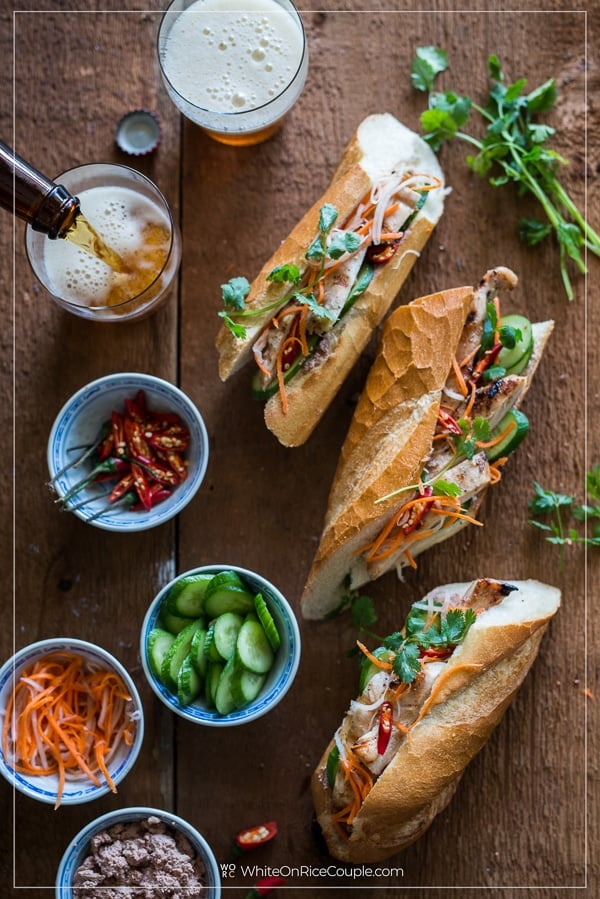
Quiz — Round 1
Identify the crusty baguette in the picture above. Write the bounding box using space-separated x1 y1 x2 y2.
312 578 561 863
301 279 553 620
215 113 445 447
301 286 474 620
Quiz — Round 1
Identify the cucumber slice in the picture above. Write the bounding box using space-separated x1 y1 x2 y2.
203 621 226 662
147 628 176 679
505 339 533 375
326 745 340 790
204 585 255 618
166 573 213 618
236 618 274 674
205 661 224 707
497 314 533 372
160 608 201 635
177 655 202 705
213 612 244 661
254 594 281 651
160 620 203 690
358 647 392 693
486 409 529 462
190 627 208 678
231 667 266 707
214 658 239 715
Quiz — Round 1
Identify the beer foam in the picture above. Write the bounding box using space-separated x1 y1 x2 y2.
43 186 170 307
163 0 304 113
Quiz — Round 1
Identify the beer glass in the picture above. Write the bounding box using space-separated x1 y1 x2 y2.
157 0 308 146
25 163 181 322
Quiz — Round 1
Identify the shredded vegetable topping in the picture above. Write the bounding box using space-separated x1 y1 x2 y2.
2 650 137 808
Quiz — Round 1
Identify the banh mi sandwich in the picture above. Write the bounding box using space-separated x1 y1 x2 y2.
216 113 445 447
301 268 554 620
312 577 561 863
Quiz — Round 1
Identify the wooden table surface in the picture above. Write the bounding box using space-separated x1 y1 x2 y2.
1 1 598 896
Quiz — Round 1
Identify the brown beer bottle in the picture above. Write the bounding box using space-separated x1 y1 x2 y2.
0 140 80 238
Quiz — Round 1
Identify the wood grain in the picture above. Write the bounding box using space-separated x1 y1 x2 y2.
1 0 597 896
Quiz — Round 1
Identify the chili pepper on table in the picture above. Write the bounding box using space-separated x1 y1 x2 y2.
235 821 278 852
244 876 286 899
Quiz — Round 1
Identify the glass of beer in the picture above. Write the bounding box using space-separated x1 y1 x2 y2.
157 0 308 146
25 163 181 322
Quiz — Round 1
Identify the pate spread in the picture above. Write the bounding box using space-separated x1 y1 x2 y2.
72 816 207 898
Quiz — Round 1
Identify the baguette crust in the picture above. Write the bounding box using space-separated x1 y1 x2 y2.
312 579 561 863
215 113 445 446
301 287 474 619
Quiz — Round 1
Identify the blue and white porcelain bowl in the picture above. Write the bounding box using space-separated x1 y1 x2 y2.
141 565 301 726
47 372 209 532
0 638 144 805
55 806 221 898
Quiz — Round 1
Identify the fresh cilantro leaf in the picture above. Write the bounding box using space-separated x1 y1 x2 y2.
432 479 462 498
411 46 448 93
403 606 429 638
392 642 422 684
482 364 507 383
441 608 476 644
218 311 246 339
519 218 552 246
528 123 555 145
488 54 503 82
383 631 404 653
305 234 325 263
586 465 600 501
351 594 378 631
528 476 600 564
295 291 336 327
454 417 490 460
480 301 498 353
319 204 338 234
526 77 557 113
498 324 522 350
328 231 363 260
267 263 301 285
528 481 574 516
221 276 250 310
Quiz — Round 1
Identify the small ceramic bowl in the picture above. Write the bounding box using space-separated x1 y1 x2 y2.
0 638 144 806
140 565 301 726
55 806 221 898
47 372 209 532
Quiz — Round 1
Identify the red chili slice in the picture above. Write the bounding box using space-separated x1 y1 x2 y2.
377 702 393 755
367 241 399 264
235 821 278 850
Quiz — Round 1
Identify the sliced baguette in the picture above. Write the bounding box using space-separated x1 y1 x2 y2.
301 286 474 620
216 113 445 447
312 578 561 863
301 282 554 620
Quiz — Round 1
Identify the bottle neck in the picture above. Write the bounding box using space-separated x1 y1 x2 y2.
0 141 80 238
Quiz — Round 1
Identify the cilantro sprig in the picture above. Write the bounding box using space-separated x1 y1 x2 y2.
529 467 600 567
383 605 476 684
219 203 362 338
411 46 600 300
325 587 378 633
